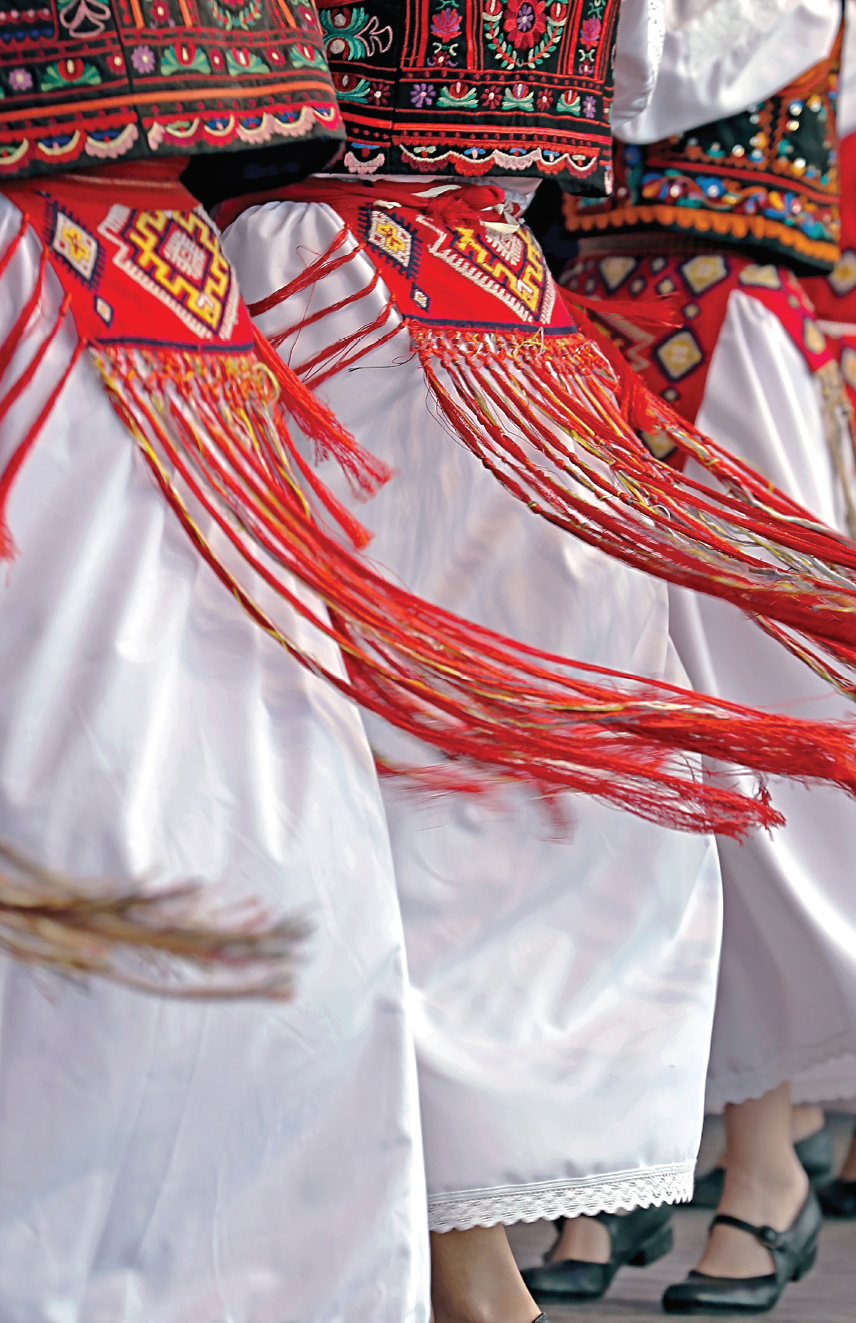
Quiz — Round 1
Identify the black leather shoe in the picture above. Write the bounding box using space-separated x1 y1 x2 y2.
521 1205 673 1303
818 1176 856 1218
691 1126 835 1209
662 1190 821 1314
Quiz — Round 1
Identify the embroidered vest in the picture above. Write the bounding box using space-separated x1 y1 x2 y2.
563 38 842 272
0 0 344 184
316 0 621 193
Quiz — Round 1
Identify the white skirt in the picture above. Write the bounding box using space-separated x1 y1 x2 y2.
668 288 856 1110
0 198 429 1323
223 196 723 1232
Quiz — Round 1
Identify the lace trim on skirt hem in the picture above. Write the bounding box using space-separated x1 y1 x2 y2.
706 1033 856 1111
426 1162 695 1232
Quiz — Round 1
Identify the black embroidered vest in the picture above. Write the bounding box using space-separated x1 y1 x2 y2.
0 0 344 184
563 37 841 272
317 0 621 194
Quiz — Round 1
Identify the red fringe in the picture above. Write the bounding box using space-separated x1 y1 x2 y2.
84 337 856 841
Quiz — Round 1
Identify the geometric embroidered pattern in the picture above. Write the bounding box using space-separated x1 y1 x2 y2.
680 254 729 297
50 206 102 285
99 205 239 341
367 209 417 272
599 255 637 292
829 249 856 296
656 328 704 381
738 264 783 290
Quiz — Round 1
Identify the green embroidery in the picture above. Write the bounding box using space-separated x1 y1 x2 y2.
291 43 326 68
438 83 478 110
40 60 102 91
557 92 581 115
502 84 534 112
206 0 263 32
225 47 271 75
335 75 373 103
160 44 212 76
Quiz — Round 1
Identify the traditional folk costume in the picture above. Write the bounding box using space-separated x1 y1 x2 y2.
219 0 856 1237
562 0 856 1115
0 9 432 1321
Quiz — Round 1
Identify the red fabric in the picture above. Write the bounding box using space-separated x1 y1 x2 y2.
5 168 254 353
804 131 856 324
562 249 836 426
224 177 574 329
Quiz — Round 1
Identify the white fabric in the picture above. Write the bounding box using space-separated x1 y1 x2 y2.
611 0 667 129
0 198 429 1323
837 0 856 136
223 197 723 1230
614 0 841 143
667 290 856 1110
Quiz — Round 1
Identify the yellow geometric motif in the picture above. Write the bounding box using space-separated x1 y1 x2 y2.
680 254 728 296
99 205 239 341
738 264 782 290
803 318 826 356
830 249 856 297
841 345 856 394
52 211 99 282
430 221 553 323
655 329 704 381
367 210 414 269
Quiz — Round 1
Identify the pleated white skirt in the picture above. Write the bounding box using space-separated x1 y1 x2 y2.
668 288 856 1110
0 197 429 1323
224 196 723 1231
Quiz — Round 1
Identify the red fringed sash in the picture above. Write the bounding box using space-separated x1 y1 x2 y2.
223 178 856 701
5 168 856 839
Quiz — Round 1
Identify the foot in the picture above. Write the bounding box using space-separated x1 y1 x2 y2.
696 1165 809 1279
550 1215 610 1264
430 1225 542 1323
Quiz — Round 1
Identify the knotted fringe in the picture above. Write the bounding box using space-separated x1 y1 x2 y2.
4 227 856 837
83 338 856 840
254 227 856 699
410 316 856 700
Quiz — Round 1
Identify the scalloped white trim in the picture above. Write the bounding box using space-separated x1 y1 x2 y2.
707 1032 856 1111
426 1161 695 1232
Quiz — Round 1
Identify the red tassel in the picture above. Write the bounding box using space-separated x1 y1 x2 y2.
86 338 856 841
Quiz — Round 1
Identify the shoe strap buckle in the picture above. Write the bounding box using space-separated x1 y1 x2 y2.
711 1212 784 1248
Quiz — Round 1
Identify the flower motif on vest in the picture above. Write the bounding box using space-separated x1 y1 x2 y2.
0 0 344 181
318 0 620 193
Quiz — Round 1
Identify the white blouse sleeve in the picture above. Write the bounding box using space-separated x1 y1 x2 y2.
837 0 856 138
613 0 842 145
611 0 667 130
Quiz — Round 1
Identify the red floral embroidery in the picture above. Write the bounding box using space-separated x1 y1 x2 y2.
431 8 462 42
503 0 547 50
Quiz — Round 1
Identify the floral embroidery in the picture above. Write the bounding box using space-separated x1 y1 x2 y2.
503 0 547 51
484 0 568 70
564 41 841 271
411 82 435 107
0 0 345 181
131 45 156 74
320 0 619 192
8 68 33 92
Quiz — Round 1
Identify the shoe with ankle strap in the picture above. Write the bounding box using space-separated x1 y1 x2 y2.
662 1190 821 1314
521 1205 674 1303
